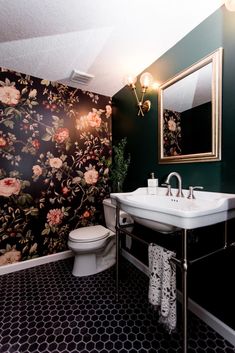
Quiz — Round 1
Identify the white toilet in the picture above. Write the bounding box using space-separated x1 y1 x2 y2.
68 198 133 277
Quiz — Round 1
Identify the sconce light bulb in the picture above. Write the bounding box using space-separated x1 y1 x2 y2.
140 72 154 89
225 0 235 11
124 74 137 87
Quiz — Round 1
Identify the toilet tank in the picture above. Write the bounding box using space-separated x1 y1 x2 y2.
103 198 133 232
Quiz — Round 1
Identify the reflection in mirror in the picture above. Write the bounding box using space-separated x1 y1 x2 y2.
158 47 223 164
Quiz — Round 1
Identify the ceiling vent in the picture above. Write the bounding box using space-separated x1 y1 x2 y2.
70 70 94 85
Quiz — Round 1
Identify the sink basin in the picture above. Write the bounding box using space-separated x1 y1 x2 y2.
110 187 235 232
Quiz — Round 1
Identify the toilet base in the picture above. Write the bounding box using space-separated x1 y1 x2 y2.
71 239 116 277
72 253 96 276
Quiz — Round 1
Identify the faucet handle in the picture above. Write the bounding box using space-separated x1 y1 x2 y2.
176 189 184 198
187 186 204 199
161 183 173 196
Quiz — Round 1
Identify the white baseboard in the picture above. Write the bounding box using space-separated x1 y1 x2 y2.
122 249 235 347
0 250 73 275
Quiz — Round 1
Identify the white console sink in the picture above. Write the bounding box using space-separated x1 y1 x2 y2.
110 187 235 232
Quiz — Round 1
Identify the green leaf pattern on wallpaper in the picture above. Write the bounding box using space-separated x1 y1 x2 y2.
0 68 112 266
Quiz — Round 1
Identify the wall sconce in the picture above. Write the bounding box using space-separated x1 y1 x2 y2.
125 72 154 117
225 0 235 11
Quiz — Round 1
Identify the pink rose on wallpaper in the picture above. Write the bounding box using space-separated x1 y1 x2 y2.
86 110 101 128
62 186 69 195
105 105 112 118
0 178 21 197
54 128 69 143
0 249 21 265
32 165 43 176
31 139 40 149
47 208 64 226
84 169 99 184
83 211 90 218
0 136 7 147
49 157 63 169
168 118 177 132
0 86 21 106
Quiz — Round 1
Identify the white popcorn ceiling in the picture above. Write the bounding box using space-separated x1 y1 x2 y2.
0 0 224 96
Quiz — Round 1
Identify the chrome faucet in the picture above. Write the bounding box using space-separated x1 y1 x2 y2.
164 172 184 197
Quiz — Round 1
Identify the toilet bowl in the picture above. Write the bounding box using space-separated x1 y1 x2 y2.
68 198 133 277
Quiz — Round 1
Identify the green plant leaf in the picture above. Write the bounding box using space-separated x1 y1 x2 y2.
110 137 131 192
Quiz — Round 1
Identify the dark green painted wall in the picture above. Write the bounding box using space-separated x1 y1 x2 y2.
112 5 235 331
112 6 235 193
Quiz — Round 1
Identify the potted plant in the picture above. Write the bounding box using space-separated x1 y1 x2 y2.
110 137 131 193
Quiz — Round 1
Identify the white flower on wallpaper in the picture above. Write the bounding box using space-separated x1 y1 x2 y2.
0 85 21 106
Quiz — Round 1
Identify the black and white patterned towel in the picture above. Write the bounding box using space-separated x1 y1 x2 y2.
148 243 177 332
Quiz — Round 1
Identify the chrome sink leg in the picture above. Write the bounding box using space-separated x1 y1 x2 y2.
115 204 120 301
182 228 188 353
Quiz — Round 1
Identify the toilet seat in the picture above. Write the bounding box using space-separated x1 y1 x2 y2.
69 225 110 243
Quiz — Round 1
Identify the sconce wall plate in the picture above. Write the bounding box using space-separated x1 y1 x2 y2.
142 100 151 113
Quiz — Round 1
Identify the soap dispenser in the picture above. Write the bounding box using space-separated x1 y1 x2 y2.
147 172 158 194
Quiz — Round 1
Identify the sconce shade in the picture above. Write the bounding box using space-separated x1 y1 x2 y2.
140 72 154 88
225 0 235 11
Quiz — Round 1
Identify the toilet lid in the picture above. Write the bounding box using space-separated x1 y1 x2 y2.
69 225 110 243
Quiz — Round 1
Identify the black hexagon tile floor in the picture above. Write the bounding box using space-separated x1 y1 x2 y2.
0 257 234 353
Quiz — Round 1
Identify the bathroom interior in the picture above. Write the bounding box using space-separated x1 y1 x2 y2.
1 1 235 352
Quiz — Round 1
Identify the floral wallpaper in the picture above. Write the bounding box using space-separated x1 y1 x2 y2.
163 109 182 156
0 68 112 266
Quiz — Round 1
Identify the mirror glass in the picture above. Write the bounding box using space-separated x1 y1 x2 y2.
158 48 223 164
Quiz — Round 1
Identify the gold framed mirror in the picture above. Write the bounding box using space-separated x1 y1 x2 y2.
158 47 223 164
